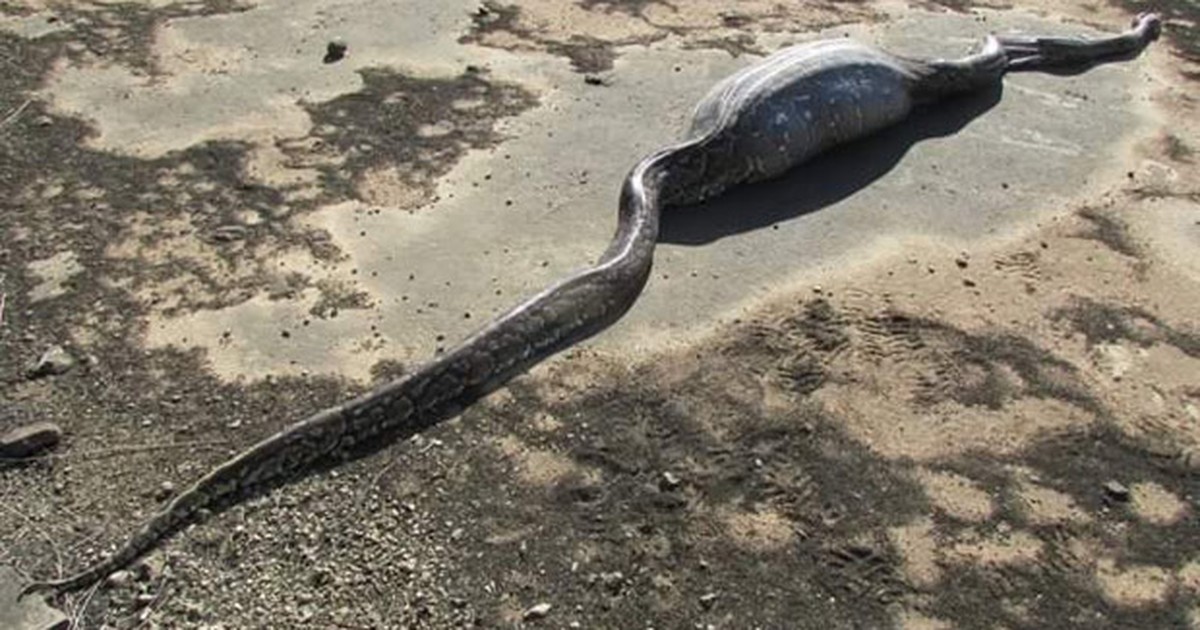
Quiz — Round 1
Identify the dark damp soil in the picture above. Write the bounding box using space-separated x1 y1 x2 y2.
287 66 536 207
1075 207 1143 259
460 1 633 73
0 1 250 76
427 294 1199 629
1053 297 1200 359
460 0 875 74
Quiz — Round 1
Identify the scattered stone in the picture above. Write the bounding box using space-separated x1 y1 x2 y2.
1103 480 1131 503
1093 344 1134 382
659 471 682 491
0 565 68 630
699 592 718 609
324 38 348 64
0 421 63 458
156 481 176 501
33 116 53 128
523 603 551 621
471 4 500 25
599 571 625 594
583 74 607 86
26 345 74 379
105 570 132 589
211 225 247 242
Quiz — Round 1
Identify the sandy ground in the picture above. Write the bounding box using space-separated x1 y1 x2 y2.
1 0 1198 628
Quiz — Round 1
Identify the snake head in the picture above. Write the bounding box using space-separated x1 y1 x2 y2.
1134 13 1162 42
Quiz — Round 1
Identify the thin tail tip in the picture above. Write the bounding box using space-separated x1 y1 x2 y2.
18 574 93 600
17 581 56 601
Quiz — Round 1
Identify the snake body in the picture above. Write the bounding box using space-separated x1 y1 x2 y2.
23 14 1160 596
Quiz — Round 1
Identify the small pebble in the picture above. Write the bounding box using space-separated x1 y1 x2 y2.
324 38 348 64
27 345 75 378
0 421 63 458
1103 480 1130 502
523 603 551 620
211 225 247 242
156 481 176 501
660 471 682 491
599 571 624 594
105 570 132 588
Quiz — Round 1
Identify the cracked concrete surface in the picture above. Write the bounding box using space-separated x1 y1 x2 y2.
22 2 1154 382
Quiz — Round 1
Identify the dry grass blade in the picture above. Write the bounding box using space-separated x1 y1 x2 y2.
66 581 102 630
0 98 32 130
0 503 65 580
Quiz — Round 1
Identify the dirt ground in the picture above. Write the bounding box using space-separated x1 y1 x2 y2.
1 0 1199 628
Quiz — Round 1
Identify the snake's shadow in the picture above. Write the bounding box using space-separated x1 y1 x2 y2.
660 82 1004 245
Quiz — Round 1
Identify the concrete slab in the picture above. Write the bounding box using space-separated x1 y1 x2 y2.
0 566 67 630
30 3 1155 382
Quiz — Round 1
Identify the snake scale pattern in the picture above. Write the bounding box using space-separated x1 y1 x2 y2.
23 13 1161 596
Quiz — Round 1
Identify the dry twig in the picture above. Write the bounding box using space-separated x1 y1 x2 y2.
67 581 102 630
0 98 32 130
0 439 230 464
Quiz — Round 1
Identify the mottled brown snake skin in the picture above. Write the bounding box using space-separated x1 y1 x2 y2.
22 13 1160 597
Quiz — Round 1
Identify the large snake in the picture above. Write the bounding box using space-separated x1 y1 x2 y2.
22 13 1160 596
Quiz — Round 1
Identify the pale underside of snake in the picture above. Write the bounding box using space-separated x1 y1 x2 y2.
23 13 1161 597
